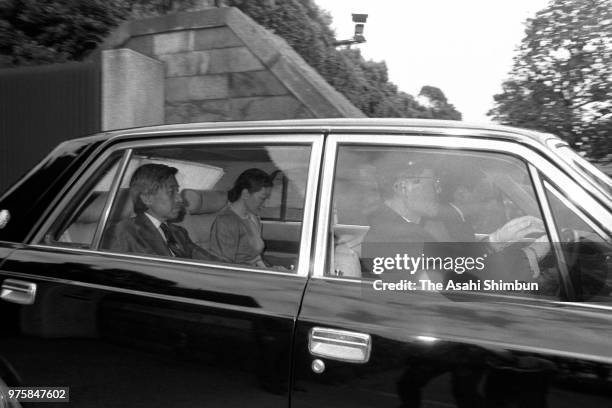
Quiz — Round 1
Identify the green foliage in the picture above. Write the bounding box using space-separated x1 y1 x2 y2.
489 0 611 160
419 85 462 120
0 0 195 67
0 0 130 66
227 0 461 120
0 0 462 120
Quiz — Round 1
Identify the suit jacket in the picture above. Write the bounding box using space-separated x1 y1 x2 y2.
104 213 220 262
362 204 536 283
361 204 437 278
435 203 476 242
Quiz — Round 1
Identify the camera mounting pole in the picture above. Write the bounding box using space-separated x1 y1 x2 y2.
333 13 368 48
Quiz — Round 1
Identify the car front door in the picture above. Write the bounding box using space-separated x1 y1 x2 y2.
293 131 612 408
0 132 323 407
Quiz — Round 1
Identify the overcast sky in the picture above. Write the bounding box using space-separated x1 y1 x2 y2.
317 0 551 122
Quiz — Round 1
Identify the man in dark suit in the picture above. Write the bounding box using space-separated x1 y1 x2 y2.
105 163 221 261
361 153 548 283
361 155 440 278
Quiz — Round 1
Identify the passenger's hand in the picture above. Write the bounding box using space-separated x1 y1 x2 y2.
522 234 551 279
527 234 551 261
488 215 545 250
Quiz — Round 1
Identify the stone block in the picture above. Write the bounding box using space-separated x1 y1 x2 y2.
166 99 231 123
159 47 261 77
229 96 312 120
198 99 231 119
228 71 287 98
159 51 210 77
165 102 198 124
153 31 194 55
206 47 263 74
166 75 229 101
193 27 243 50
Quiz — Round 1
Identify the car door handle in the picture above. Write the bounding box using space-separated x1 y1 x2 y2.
1 279 37 305
309 327 371 363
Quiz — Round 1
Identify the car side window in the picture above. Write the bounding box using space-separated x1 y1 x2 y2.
98 143 311 271
42 151 123 248
544 184 612 302
260 168 306 222
328 145 561 299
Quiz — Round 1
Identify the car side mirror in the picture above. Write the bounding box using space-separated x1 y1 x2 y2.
0 210 10 229
563 233 612 301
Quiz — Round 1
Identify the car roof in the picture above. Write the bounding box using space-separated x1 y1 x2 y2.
88 118 559 147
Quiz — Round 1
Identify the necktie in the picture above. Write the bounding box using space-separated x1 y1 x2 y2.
160 223 186 258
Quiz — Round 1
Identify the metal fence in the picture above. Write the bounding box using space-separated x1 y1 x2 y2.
0 61 101 193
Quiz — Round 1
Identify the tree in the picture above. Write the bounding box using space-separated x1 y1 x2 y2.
419 86 462 120
0 0 463 120
227 0 462 120
488 0 612 160
0 0 196 67
0 0 129 66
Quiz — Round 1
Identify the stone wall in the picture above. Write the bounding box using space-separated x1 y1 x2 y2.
146 27 307 122
99 6 364 126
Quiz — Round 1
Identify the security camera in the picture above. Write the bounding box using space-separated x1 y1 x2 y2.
352 14 368 23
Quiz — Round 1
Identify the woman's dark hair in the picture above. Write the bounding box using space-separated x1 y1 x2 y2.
227 168 273 202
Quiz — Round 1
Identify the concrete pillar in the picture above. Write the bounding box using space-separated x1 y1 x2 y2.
101 48 164 131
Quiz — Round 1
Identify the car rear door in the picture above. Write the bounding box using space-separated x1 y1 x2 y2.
292 130 612 408
0 132 323 407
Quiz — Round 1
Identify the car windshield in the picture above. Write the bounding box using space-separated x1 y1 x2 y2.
554 145 612 200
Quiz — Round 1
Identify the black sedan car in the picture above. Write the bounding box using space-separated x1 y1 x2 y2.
0 119 611 407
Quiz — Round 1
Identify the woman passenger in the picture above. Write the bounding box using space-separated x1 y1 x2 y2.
210 168 272 267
